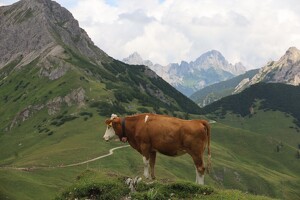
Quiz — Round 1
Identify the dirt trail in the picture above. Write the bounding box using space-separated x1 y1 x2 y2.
0 145 130 171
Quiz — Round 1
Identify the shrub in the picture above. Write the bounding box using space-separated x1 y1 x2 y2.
131 181 214 200
137 107 150 113
57 181 129 200
51 115 78 127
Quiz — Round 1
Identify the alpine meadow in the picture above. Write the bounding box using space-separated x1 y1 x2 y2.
0 0 300 200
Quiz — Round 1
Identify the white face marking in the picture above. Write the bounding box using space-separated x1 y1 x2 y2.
143 156 150 179
103 114 118 141
144 115 149 123
103 125 116 141
195 168 205 185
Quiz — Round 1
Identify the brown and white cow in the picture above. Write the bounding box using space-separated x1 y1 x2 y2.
103 113 211 185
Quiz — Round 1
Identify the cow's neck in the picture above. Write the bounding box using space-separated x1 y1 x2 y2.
121 118 126 139
121 117 140 152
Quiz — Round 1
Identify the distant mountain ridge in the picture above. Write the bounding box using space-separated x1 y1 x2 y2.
191 46 300 107
123 51 246 96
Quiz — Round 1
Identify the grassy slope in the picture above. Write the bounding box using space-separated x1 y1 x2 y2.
208 110 300 199
55 169 274 200
1 110 300 199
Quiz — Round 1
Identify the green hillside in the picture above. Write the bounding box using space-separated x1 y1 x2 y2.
1 110 300 199
56 169 273 200
201 82 300 126
190 69 258 107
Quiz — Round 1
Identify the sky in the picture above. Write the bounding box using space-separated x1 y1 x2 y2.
1 0 300 69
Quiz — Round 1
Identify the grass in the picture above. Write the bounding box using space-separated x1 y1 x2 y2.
55 169 274 200
1 108 300 199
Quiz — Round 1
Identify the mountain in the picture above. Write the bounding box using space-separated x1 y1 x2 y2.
191 47 300 107
122 52 174 84
0 0 110 71
234 47 300 93
122 52 153 67
190 69 259 107
0 0 201 131
123 51 246 96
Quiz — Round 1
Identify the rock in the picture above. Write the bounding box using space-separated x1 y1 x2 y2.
9 87 85 129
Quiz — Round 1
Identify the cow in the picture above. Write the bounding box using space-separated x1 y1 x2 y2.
103 113 211 185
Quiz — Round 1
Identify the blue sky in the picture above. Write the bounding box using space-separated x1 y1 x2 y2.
1 0 300 69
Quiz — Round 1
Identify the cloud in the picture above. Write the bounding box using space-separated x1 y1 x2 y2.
2 0 300 69
119 9 156 24
124 22 192 65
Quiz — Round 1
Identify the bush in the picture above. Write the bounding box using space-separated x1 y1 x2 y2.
79 112 93 118
131 181 214 200
51 115 78 127
137 107 150 113
57 181 129 200
90 101 127 116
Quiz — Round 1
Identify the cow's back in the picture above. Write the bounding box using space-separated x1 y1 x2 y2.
137 114 208 156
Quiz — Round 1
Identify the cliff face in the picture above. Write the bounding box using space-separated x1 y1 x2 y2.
0 0 110 71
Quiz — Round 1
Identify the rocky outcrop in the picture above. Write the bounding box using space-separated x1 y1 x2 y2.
0 0 111 71
10 104 44 130
47 87 86 115
39 54 72 80
10 87 85 129
64 87 85 107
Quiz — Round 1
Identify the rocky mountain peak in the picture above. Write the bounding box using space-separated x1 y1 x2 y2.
122 52 153 66
278 46 300 64
123 52 144 64
193 50 227 70
192 50 246 75
234 47 300 93
204 50 226 60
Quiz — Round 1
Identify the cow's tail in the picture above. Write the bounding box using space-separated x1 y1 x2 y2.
203 120 211 174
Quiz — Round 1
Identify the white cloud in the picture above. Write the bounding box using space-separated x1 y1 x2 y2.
124 22 192 65
1 0 300 69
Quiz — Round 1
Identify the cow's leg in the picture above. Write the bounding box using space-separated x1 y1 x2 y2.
141 143 151 179
142 156 150 179
191 154 205 185
149 151 157 180
195 166 204 185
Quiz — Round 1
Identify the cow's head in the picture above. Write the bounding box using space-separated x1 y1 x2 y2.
103 114 121 141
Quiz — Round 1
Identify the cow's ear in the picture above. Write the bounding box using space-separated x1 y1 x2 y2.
105 119 112 125
112 117 121 124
